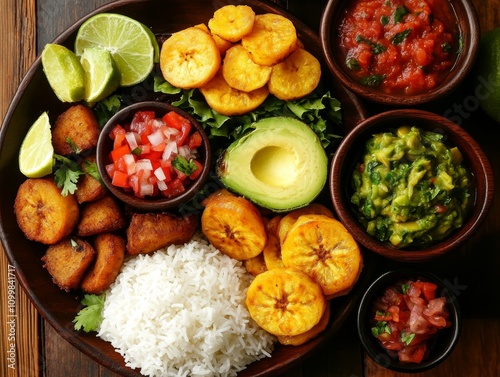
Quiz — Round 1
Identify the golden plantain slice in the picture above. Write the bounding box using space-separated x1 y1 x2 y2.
160 27 221 89
277 300 331 346
241 13 298 66
281 214 363 298
223 44 273 92
268 48 322 101
243 252 267 277
278 203 334 245
262 232 284 270
201 194 267 260
246 267 326 336
200 70 269 116
14 178 79 245
208 5 255 43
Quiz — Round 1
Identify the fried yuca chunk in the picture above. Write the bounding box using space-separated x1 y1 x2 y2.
75 155 105 204
268 48 322 101
243 252 267 277
200 70 269 116
223 44 273 92
52 104 100 155
81 233 125 294
160 27 221 89
14 178 79 245
277 300 331 346
201 193 267 260
208 5 255 43
246 267 326 336
281 214 363 298
76 195 126 237
278 203 334 245
41 237 96 291
241 13 298 66
126 212 199 255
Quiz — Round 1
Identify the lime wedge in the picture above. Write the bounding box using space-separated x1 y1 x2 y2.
139 21 160 63
41 44 86 102
81 47 120 103
74 13 155 87
19 112 54 178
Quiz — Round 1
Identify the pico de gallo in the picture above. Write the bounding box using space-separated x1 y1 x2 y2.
105 109 204 198
338 0 460 95
371 279 451 363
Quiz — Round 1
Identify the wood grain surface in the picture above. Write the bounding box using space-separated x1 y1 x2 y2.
1 0 499 376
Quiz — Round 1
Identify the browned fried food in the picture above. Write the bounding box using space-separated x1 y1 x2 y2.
76 195 127 237
126 212 199 255
201 193 267 260
81 233 125 294
52 104 100 155
208 5 255 42
277 300 331 346
14 178 79 245
75 155 105 204
243 252 267 276
42 237 96 291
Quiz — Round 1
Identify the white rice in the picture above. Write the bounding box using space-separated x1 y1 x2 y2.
97 235 275 377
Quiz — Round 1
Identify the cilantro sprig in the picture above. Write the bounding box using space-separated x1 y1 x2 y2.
73 294 106 333
53 154 84 196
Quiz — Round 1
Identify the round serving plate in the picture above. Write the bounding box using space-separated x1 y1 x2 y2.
0 0 369 376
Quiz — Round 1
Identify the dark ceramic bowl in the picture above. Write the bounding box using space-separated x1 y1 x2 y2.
319 0 480 106
330 109 494 262
0 1 371 376
96 101 211 211
357 269 462 373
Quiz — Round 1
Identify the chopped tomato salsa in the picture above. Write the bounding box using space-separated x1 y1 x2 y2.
338 0 460 95
106 109 204 198
371 279 451 363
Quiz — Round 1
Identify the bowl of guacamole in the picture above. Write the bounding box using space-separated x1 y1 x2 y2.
330 109 493 262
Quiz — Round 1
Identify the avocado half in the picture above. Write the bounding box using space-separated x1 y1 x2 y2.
217 116 328 212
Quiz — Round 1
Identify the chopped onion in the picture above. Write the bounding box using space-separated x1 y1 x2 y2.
136 159 153 172
162 141 178 160
154 167 167 181
157 180 168 191
140 182 154 197
147 129 165 146
178 145 192 159
123 154 136 175
125 132 139 150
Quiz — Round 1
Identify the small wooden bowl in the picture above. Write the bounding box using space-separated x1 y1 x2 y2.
319 0 480 106
357 269 462 373
330 109 494 262
96 101 211 212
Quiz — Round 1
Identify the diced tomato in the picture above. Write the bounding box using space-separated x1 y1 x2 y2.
111 170 129 188
163 111 191 146
398 343 426 364
130 111 155 133
189 160 204 180
188 131 203 149
110 144 131 163
413 281 438 302
110 124 126 140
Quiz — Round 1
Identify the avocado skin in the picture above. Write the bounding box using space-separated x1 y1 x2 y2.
217 116 328 212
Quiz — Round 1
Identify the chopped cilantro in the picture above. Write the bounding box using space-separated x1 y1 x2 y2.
356 35 387 55
66 137 82 154
173 155 197 176
394 6 409 23
401 331 416 345
381 15 389 26
53 154 83 196
73 294 106 333
372 321 392 336
94 94 121 127
401 283 410 294
82 160 101 183
346 57 361 71
392 29 412 45
360 74 386 87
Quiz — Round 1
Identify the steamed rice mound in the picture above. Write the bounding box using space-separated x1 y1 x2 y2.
97 236 275 377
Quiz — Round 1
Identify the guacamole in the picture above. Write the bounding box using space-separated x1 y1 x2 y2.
351 126 470 248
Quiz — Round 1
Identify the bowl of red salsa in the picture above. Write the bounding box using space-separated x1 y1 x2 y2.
319 0 479 106
96 101 211 211
357 269 461 373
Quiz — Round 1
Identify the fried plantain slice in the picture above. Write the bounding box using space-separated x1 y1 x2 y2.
42 237 96 291
222 44 272 92
81 233 125 294
208 5 255 42
262 232 284 270
246 267 326 336
52 104 100 155
76 195 127 237
243 252 267 277
200 70 269 116
126 212 199 255
241 13 298 66
268 48 322 100
277 300 331 346
75 155 105 204
14 178 79 245
281 214 363 298
201 193 267 260
160 27 221 89
278 203 334 245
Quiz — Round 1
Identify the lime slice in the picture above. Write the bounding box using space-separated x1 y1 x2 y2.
19 112 54 178
41 44 86 102
139 21 160 63
81 47 120 103
74 13 155 87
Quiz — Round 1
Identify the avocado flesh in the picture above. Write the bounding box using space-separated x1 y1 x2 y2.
217 116 328 212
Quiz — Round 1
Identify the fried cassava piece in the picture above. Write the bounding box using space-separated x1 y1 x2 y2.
76 195 127 237
14 178 79 245
126 212 199 255
42 237 96 291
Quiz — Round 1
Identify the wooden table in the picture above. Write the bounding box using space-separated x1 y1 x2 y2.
1 0 499 376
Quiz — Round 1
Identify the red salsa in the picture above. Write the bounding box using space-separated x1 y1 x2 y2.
371 279 451 363
338 0 460 95
106 109 204 199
